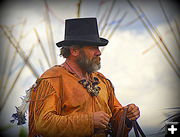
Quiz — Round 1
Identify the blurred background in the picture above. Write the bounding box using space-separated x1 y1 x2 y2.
0 0 179 137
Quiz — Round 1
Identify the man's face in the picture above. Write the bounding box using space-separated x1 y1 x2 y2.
76 46 102 73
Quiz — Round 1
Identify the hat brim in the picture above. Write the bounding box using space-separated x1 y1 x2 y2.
56 37 108 47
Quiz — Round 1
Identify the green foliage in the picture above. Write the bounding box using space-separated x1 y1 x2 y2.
19 127 27 137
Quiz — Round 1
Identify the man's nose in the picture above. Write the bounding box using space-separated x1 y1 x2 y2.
95 47 101 56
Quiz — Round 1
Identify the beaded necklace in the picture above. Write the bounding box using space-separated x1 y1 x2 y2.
65 62 101 96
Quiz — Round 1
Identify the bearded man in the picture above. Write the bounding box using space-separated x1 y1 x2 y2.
28 18 140 137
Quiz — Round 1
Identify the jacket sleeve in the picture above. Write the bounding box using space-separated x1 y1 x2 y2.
30 79 94 137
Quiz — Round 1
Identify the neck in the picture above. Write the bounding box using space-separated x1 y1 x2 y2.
64 59 88 79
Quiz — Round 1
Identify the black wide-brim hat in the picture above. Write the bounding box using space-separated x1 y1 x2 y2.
56 18 108 47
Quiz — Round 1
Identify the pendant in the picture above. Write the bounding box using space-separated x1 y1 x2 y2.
79 77 101 96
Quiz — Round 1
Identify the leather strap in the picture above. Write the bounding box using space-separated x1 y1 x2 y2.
132 121 139 137
116 108 127 137
133 121 146 137
115 108 146 137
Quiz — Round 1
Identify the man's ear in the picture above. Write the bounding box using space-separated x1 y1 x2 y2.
69 47 80 57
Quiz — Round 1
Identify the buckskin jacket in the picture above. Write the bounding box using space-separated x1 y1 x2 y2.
28 65 131 137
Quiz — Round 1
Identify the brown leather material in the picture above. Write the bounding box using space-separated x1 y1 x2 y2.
111 108 145 137
110 108 131 137
28 65 131 137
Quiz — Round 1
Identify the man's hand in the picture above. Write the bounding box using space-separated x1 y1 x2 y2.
125 104 140 121
93 111 110 129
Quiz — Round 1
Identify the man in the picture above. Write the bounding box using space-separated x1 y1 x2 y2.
28 18 140 137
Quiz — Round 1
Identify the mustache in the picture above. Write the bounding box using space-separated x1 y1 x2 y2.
93 56 101 62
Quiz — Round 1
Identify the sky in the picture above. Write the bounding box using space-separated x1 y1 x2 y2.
0 0 180 137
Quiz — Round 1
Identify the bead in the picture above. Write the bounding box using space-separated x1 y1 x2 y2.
78 77 101 96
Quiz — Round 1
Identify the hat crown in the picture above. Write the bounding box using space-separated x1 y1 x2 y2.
56 17 108 47
65 18 99 40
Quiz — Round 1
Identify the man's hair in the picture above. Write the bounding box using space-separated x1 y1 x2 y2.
60 47 70 58
60 46 82 58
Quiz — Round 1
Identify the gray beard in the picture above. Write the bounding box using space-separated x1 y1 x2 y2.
76 51 101 74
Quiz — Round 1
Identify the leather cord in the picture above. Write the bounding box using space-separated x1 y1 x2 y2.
115 108 146 137
133 121 146 137
116 108 127 137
